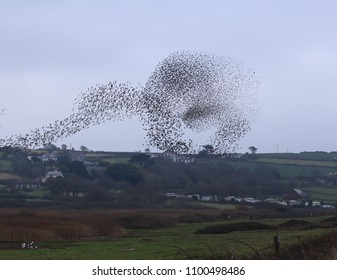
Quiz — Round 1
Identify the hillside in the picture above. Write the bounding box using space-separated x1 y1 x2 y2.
249 152 337 203
1 149 337 207
259 151 337 161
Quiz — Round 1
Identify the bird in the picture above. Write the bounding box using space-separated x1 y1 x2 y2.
1 51 259 155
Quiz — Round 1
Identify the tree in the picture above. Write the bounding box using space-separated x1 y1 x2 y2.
30 156 42 164
106 162 143 186
80 145 89 152
85 185 113 201
129 153 154 168
46 176 65 196
197 149 208 158
248 146 257 154
198 144 215 158
43 143 58 152
202 145 214 155
55 154 71 172
61 144 67 150
64 175 90 197
11 152 34 177
68 160 89 178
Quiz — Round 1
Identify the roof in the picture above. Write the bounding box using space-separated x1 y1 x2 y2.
293 188 305 197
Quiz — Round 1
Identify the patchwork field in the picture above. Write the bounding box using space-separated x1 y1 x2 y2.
304 187 337 202
226 158 337 178
255 158 337 168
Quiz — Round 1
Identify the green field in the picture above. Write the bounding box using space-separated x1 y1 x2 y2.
304 186 337 202
259 152 337 162
255 158 337 168
226 159 336 177
1 213 336 260
0 224 333 260
0 160 13 172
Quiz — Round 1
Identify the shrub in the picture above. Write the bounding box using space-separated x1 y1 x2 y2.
195 222 276 234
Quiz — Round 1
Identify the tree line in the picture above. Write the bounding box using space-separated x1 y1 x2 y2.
1 147 292 206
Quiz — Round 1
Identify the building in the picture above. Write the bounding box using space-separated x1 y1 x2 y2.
41 153 58 162
284 188 307 201
161 152 195 163
41 170 64 183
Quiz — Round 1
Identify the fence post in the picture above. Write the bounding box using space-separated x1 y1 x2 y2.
274 234 280 258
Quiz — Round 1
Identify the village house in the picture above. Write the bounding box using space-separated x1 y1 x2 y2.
41 153 58 163
41 170 64 183
161 152 195 163
284 188 307 201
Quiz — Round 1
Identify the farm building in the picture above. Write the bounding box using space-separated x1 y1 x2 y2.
41 153 58 162
284 188 307 201
42 170 64 183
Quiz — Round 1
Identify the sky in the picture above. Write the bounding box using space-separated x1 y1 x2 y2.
1 0 337 153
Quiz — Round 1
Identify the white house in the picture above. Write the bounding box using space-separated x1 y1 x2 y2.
42 170 63 183
41 153 58 162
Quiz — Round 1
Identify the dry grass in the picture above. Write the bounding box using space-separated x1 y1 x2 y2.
0 208 224 242
0 208 124 242
276 230 337 259
0 172 21 180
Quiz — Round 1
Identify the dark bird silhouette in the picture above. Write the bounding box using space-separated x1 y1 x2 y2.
1 51 259 155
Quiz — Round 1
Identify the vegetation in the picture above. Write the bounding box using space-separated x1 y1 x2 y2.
259 151 337 162
255 157 337 168
2 147 337 207
1 147 337 259
0 207 337 259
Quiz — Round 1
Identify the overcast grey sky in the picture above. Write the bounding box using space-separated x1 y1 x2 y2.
1 0 337 153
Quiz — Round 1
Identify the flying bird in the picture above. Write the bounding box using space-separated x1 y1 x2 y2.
1 51 259 155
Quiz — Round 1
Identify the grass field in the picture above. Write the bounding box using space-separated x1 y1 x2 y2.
1 225 332 260
0 208 337 260
0 160 13 172
255 158 337 168
24 189 51 198
304 186 337 202
0 222 334 260
258 152 337 162
252 152 337 177
226 159 336 177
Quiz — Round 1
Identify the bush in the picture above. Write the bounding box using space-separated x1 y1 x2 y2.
195 222 276 234
85 186 113 202
106 163 143 186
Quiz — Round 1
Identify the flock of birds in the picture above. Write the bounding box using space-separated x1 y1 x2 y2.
0 51 259 155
